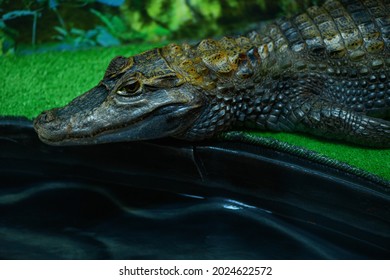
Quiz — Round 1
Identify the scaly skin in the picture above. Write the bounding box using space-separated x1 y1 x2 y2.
34 0 390 147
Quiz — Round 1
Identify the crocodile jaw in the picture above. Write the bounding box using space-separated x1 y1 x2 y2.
34 85 203 145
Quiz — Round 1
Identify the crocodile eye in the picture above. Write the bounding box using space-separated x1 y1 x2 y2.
116 80 141 96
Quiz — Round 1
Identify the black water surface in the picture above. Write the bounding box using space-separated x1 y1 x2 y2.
0 118 389 259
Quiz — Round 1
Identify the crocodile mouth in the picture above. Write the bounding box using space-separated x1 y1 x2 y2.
35 102 201 145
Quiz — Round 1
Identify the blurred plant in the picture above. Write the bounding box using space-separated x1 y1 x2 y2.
278 0 317 16
0 26 14 55
93 0 125 6
0 8 41 54
0 0 125 54
0 0 319 55
93 7 171 43
53 25 120 48
117 0 271 41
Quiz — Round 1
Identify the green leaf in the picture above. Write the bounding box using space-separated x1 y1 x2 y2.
193 0 221 20
90 9 115 33
95 27 120 46
70 28 85 36
53 26 68 36
2 10 36 21
96 0 125 7
49 0 58 10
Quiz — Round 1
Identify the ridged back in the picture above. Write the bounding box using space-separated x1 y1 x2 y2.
265 0 390 59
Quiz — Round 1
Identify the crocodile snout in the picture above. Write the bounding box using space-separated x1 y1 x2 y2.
33 109 64 143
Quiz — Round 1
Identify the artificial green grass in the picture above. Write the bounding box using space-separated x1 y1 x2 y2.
1 45 389 181
247 131 390 181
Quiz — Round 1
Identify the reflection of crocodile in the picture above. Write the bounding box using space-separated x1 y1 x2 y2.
34 0 390 147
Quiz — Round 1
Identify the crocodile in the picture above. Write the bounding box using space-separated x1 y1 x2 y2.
34 0 390 147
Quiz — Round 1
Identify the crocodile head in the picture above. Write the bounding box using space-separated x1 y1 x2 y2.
33 48 206 145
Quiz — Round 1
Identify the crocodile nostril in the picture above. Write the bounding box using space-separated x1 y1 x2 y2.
39 111 56 123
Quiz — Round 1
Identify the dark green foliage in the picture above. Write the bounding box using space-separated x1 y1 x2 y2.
53 25 120 48
0 0 125 53
0 0 318 54
96 0 125 6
